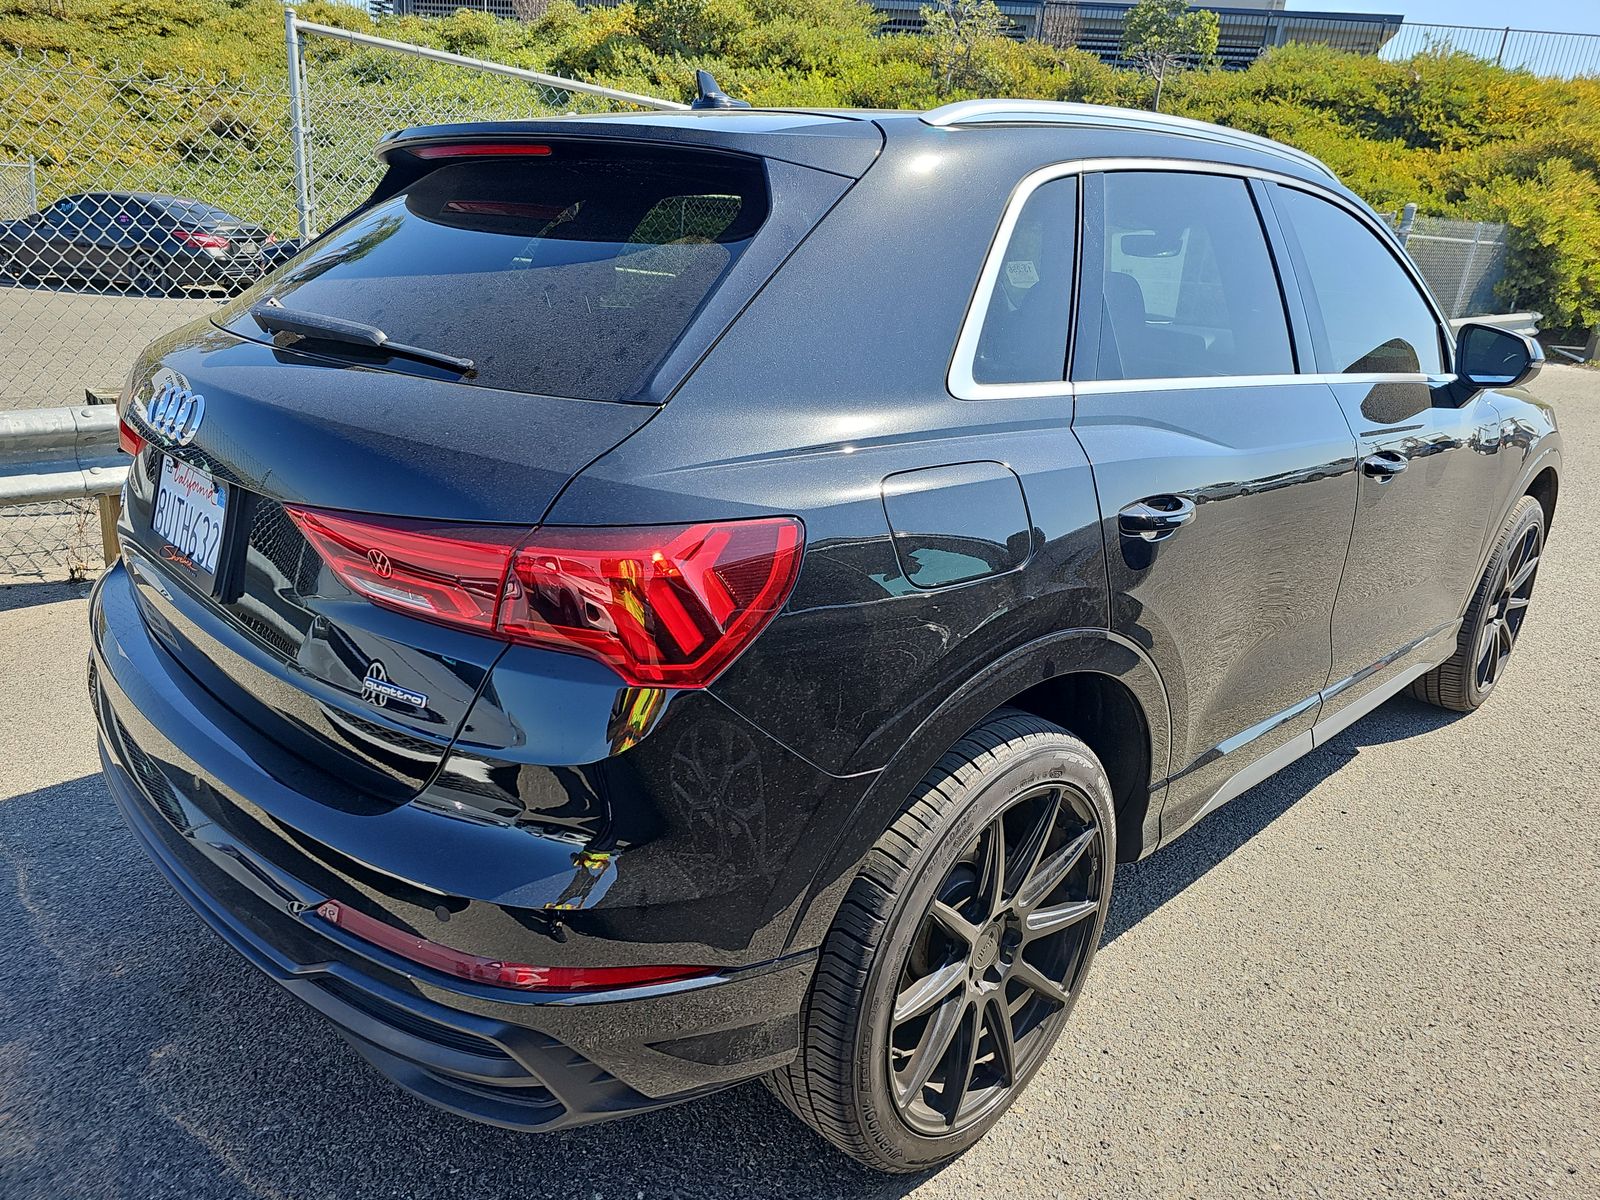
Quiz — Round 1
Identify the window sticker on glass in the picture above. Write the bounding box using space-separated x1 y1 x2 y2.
1005 260 1040 289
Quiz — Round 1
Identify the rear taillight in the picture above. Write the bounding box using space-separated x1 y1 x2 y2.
286 507 520 635
312 900 711 992
172 228 229 251
284 508 803 689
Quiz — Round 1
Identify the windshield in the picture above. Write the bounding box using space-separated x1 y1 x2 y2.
226 145 770 401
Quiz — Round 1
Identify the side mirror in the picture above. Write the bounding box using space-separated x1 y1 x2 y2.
1456 322 1543 391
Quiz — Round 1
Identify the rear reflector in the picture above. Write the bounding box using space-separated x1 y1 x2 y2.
312 900 712 992
284 507 804 689
412 142 553 159
118 414 147 456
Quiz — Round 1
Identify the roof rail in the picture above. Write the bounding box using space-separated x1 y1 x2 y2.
921 99 1337 181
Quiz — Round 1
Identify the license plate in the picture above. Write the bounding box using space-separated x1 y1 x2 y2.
236 240 260 256
153 456 229 579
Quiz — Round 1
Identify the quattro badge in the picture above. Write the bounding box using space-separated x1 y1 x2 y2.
360 660 427 710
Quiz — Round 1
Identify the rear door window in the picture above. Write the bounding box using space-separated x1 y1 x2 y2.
1269 184 1446 375
226 145 771 402
1082 171 1295 382
970 176 1077 386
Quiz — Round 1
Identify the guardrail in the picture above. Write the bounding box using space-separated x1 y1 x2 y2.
1 404 125 568
1450 313 1540 337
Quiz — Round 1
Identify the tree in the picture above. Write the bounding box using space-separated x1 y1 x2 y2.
1038 1 1084 53
920 0 1009 97
1120 0 1219 111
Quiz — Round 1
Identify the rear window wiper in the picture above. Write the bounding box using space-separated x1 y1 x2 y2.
250 301 475 376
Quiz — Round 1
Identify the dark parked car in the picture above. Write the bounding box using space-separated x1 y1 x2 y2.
0 191 281 293
91 101 1560 1172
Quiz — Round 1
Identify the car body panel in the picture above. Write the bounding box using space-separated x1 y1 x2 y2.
90 106 1563 1135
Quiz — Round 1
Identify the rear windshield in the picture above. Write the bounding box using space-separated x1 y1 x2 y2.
228 144 769 401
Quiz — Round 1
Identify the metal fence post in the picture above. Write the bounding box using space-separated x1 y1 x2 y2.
1496 26 1510 66
1451 223 1484 320
285 7 315 240
1396 202 1417 247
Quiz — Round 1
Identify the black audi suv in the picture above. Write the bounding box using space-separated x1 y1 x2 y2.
0 192 283 293
91 101 1560 1172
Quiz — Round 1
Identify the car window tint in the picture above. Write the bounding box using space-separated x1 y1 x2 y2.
1273 186 1444 375
226 147 770 401
1089 172 1294 381
971 177 1076 385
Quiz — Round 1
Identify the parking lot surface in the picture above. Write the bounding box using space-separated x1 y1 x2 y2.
0 281 219 409
0 366 1594 1200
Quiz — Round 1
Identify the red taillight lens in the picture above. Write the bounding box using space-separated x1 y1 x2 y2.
500 519 803 688
118 413 146 456
284 508 803 688
285 506 521 634
312 901 711 992
412 142 553 159
172 228 230 250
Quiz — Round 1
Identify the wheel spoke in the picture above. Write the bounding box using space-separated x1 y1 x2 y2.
897 992 967 1104
1498 620 1515 658
977 819 1006 921
942 1002 982 1125
1024 897 1099 939
1509 553 1540 593
1475 619 1499 678
1010 955 1072 1006
1003 789 1061 905
1505 594 1530 611
986 996 1017 1087
932 900 980 947
1017 825 1097 914
893 960 966 1025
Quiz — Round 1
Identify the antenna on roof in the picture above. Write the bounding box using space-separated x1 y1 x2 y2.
690 69 750 111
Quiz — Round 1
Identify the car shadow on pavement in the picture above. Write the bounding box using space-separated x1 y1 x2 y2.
1103 693 1467 945
0 696 1462 1200
0 579 94 614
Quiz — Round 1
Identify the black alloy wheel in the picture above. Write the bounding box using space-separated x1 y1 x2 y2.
769 710 1116 1172
1474 516 1541 692
888 783 1101 1134
1413 494 1546 712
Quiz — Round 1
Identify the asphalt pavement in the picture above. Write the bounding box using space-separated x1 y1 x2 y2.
0 366 1595 1200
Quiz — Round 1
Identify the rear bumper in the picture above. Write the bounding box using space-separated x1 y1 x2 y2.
89 562 817 1130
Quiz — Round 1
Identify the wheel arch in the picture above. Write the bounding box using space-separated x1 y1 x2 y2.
783 629 1170 954
1526 461 1559 531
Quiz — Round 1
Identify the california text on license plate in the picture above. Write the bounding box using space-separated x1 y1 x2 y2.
153 456 228 577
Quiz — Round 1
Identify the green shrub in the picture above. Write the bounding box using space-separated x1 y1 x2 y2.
5 1 1600 331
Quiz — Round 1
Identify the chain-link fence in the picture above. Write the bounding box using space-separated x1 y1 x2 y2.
0 26 672 580
0 159 34 219
0 500 106 582
1391 210 1512 322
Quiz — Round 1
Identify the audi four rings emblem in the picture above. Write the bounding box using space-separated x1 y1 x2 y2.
144 378 206 446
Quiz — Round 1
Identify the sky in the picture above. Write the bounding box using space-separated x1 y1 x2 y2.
1292 0 1600 35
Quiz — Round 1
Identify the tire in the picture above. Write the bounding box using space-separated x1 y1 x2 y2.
768 709 1116 1173
1410 494 1545 712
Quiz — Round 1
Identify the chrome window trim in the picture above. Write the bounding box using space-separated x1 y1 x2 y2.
1074 372 1457 396
947 157 1456 402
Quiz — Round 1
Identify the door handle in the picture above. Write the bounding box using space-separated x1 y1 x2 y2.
1360 451 1408 481
1118 495 1196 542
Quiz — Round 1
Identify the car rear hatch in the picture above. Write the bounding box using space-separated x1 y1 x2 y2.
117 123 874 804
